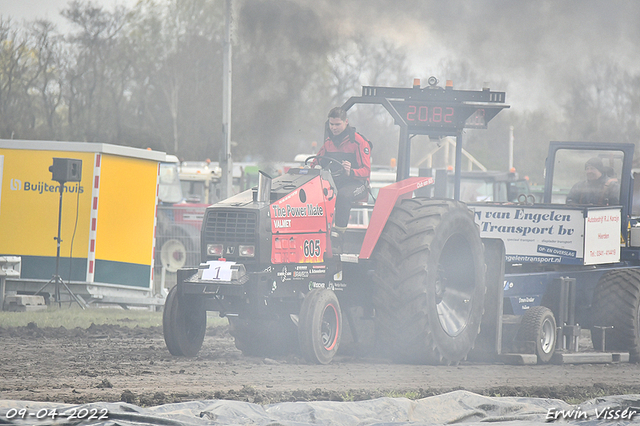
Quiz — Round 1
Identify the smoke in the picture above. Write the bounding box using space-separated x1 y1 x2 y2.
294 0 640 111
5 0 639 168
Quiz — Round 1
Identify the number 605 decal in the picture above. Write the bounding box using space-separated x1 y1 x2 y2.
303 239 321 257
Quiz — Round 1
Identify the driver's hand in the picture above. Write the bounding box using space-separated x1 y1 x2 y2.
342 160 351 175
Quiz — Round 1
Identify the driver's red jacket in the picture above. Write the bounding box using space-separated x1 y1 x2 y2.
314 126 372 182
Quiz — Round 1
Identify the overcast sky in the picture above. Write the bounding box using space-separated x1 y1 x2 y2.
324 0 640 112
0 0 136 31
2 0 640 115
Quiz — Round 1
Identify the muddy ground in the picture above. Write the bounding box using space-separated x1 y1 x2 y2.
1 323 640 407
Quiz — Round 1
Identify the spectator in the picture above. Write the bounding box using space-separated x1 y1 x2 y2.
566 157 619 205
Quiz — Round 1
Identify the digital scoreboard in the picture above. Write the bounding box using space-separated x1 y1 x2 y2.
389 101 488 131
341 79 509 181
355 83 508 136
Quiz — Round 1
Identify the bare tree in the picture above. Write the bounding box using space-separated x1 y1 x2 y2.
325 34 412 166
0 18 36 139
62 1 128 142
562 60 640 145
29 19 64 138
142 0 226 156
2 0 638 174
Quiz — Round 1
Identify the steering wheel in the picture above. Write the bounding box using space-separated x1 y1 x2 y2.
305 155 344 177
517 193 536 205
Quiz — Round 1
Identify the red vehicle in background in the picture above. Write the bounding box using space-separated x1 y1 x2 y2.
156 156 213 273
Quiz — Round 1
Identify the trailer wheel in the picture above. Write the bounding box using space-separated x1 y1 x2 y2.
516 306 557 364
372 199 485 364
162 285 206 357
298 289 342 364
591 270 640 362
228 317 298 357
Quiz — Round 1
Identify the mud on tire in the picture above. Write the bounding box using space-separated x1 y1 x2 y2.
372 199 485 364
591 269 640 362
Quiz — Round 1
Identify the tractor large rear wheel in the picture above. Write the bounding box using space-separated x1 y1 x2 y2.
591 269 640 362
372 199 485 364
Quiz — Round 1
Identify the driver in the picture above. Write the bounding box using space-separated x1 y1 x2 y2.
566 157 620 205
310 107 372 253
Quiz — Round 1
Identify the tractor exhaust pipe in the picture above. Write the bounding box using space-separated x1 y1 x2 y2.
257 171 272 203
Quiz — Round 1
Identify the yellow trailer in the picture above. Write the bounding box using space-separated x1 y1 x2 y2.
0 140 165 305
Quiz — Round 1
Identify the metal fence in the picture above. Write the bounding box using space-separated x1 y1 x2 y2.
154 205 206 291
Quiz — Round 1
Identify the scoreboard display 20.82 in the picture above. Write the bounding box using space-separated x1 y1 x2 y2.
356 80 508 136
389 101 488 131
342 78 510 186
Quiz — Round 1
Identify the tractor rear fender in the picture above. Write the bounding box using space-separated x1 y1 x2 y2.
359 177 434 259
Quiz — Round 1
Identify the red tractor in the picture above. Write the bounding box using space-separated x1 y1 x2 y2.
163 78 509 364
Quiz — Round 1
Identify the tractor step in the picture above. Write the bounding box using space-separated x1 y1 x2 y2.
338 253 359 263
550 351 629 364
498 351 629 365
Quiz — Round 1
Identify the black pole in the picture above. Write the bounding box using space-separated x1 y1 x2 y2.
454 130 464 201
35 181 86 309
35 158 85 308
54 182 64 307
397 127 410 182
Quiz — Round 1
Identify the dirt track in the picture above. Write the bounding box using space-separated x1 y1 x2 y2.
1 323 640 407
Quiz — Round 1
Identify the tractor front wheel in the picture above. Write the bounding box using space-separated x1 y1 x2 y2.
298 289 342 364
163 285 206 357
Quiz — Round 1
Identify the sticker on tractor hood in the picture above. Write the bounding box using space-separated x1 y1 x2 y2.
277 265 327 283
274 219 291 228
277 266 291 282
270 176 331 237
271 204 324 218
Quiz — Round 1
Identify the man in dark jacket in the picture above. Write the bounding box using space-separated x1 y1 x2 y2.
566 157 620 205
311 107 371 253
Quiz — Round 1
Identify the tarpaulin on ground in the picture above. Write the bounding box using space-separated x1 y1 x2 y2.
1 390 639 425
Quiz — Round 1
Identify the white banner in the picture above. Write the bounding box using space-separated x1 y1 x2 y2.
583 208 621 265
472 206 585 264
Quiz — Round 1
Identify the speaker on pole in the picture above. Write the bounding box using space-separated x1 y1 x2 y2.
49 158 82 183
35 158 86 308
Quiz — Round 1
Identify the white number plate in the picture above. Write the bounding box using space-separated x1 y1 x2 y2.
201 261 236 281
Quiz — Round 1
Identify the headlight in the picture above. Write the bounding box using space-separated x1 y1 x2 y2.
207 244 223 256
239 245 255 257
